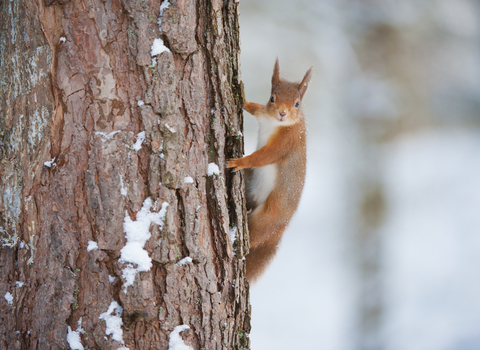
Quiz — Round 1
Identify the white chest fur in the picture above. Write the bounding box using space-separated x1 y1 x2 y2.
249 117 278 205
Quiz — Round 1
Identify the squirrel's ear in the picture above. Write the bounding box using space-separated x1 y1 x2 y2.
299 66 313 99
271 58 280 90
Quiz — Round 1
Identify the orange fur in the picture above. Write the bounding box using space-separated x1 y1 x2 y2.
228 59 312 282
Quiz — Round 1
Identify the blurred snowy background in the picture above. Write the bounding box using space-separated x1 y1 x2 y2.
238 1 480 349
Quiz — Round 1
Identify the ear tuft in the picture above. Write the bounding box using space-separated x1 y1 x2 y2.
271 58 280 91
299 66 313 99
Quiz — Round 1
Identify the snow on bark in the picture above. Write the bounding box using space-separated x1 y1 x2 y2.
120 198 168 292
99 301 126 346
168 325 193 350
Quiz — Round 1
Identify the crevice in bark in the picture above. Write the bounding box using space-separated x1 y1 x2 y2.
175 188 189 259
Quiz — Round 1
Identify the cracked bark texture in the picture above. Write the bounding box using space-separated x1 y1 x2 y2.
0 0 250 349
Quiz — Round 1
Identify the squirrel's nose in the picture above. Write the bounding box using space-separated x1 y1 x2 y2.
279 111 286 117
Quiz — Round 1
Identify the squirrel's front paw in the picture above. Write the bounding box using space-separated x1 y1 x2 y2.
226 159 243 172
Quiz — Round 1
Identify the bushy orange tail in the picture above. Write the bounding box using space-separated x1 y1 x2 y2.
245 192 290 282
246 232 283 282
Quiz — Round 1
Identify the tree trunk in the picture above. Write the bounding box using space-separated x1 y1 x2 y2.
0 0 250 349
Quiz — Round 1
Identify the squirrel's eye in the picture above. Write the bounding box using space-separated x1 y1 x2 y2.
270 96 275 103
295 101 300 108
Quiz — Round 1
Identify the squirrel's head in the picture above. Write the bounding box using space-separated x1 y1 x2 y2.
265 58 313 125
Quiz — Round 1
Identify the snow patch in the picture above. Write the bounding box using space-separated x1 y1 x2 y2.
137 100 144 107
131 131 146 151
169 325 193 350
165 123 176 133
44 157 56 168
151 38 170 56
229 226 237 249
120 198 168 292
15 281 24 288
158 1 171 34
67 326 84 350
207 163 220 176
4 292 13 306
184 177 194 184
77 318 85 334
95 130 121 142
108 275 116 283
87 241 99 252
99 301 127 347
176 257 192 266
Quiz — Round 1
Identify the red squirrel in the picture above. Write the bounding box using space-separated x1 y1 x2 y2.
228 59 312 282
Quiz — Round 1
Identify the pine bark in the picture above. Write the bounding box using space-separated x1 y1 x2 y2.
0 0 250 349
